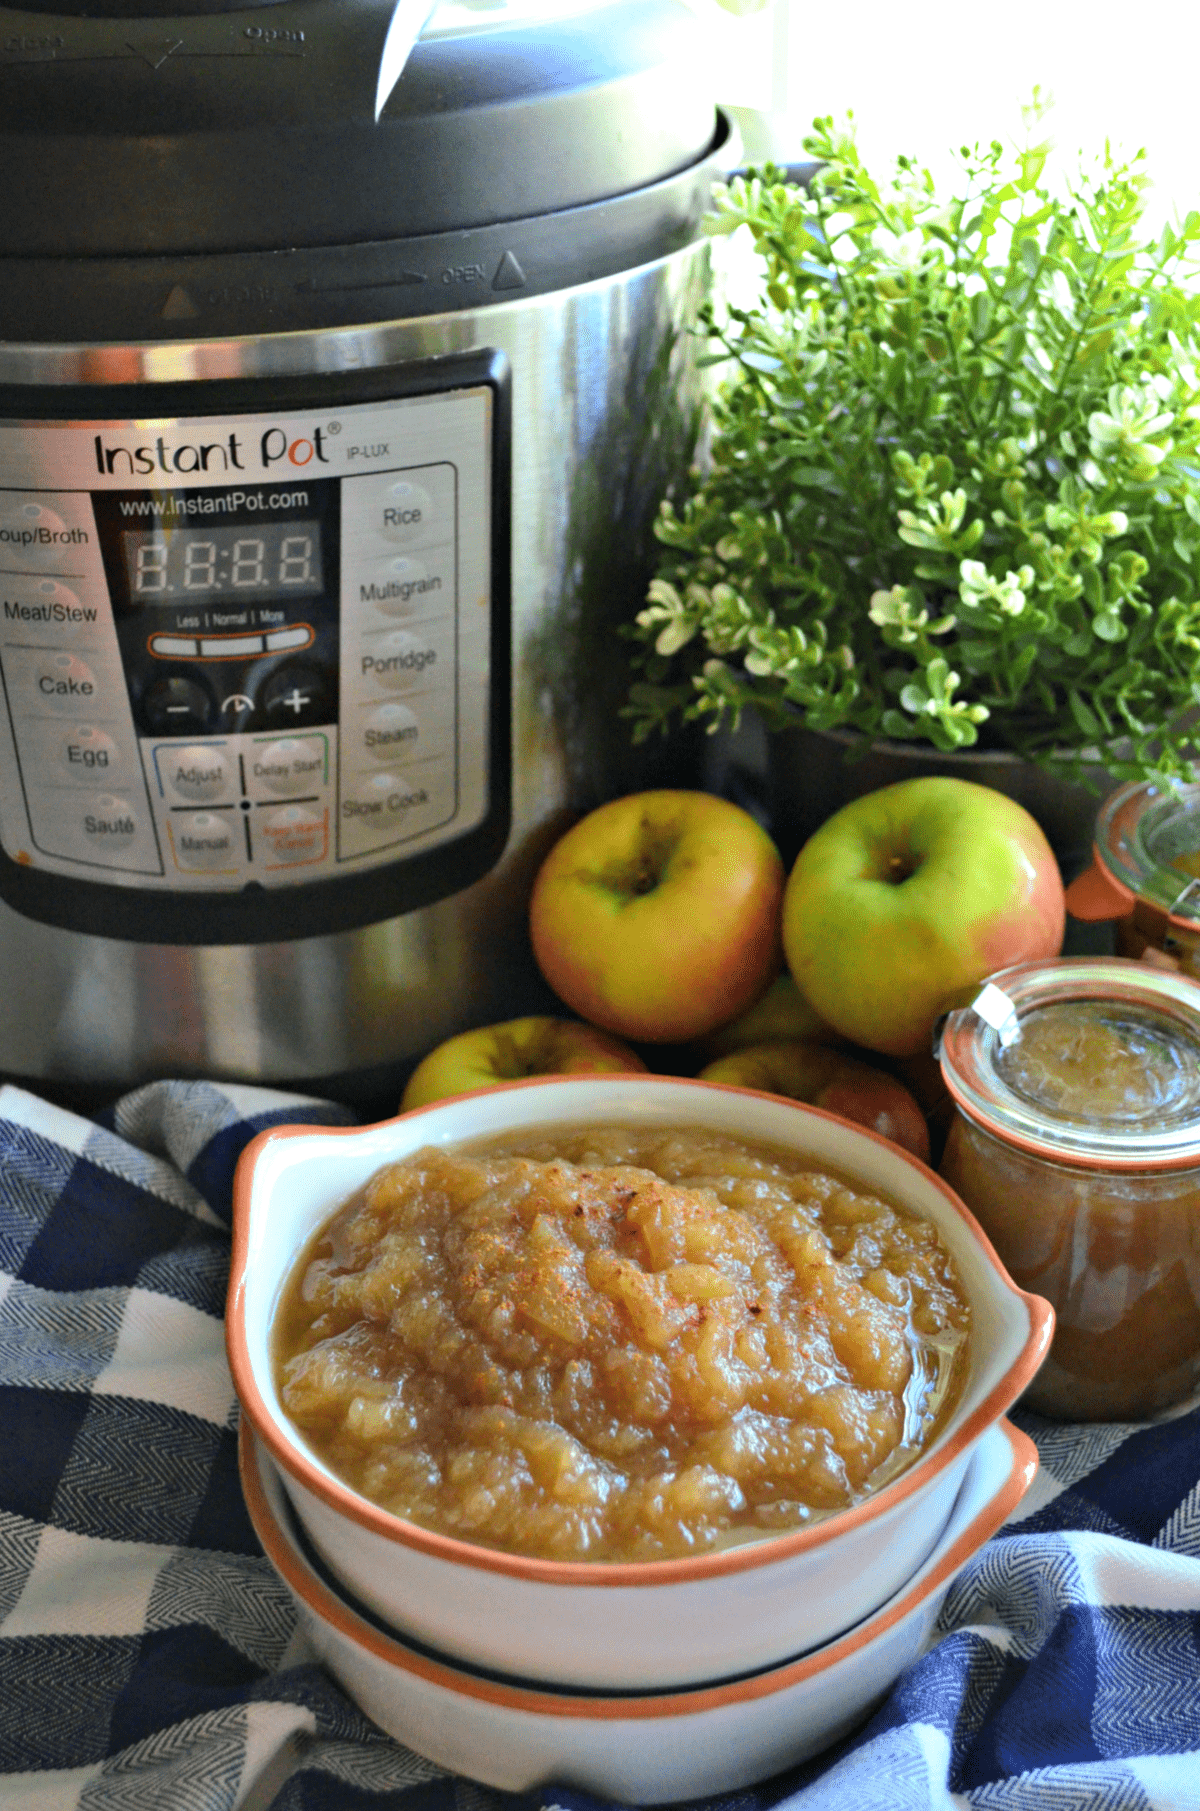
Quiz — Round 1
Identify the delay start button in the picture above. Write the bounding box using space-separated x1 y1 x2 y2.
251 736 326 796
82 794 137 850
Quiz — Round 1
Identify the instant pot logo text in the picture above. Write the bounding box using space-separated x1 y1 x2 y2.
93 426 332 476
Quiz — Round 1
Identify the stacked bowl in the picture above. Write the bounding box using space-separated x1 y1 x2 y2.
227 1076 1051 1798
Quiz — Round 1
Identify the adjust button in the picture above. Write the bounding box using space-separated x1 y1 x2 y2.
158 743 232 803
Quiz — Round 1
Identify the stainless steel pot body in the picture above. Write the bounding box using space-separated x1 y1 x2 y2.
0 242 709 1099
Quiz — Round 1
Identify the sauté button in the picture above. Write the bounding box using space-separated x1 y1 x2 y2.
33 653 98 713
173 811 237 871
81 794 137 849
61 724 119 781
162 744 231 803
251 737 326 796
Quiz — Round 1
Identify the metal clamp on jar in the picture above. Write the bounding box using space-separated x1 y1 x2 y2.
938 958 1200 1421
1065 780 1200 974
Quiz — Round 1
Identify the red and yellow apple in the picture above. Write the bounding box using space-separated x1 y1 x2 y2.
401 1015 645 1111
699 1041 930 1162
529 790 785 1043
782 777 1065 1057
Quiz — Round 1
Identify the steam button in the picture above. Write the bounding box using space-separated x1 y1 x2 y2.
81 794 138 850
361 701 420 760
33 653 98 713
161 743 231 803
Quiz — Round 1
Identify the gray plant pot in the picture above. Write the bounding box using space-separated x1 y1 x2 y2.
765 726 1119 883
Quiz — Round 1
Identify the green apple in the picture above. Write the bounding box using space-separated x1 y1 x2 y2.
782 777 1065 1057
529 790 785 1043
699 1041 930 1162
401 1016 645 1111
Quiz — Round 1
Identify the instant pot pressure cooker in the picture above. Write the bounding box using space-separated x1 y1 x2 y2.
0 0 728 1100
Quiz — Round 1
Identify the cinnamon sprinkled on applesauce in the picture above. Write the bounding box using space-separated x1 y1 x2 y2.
273 1126 970 1561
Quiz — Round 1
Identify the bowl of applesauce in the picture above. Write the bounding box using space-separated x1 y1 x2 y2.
227 1075 1052 1690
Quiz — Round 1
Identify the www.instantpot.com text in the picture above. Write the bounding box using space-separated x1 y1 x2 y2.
117 490 310 518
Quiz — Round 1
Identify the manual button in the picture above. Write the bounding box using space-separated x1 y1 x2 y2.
172 811 237 872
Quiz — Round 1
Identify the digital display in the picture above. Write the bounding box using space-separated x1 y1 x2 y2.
121 522 324 603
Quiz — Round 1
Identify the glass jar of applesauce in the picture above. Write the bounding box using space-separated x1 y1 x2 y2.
938 958 1200 1421
1065 780 1200 974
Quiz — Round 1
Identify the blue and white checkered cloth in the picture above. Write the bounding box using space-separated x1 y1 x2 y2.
2 1078 1200 1811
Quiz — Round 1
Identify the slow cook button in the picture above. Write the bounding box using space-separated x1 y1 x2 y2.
82 794 138 851
251 736 327 796
160 743 232 803
172 811 237 872
377 480 433 546
258 802 326 866
341 770 442 848
359 629 439 692
32 652 99 712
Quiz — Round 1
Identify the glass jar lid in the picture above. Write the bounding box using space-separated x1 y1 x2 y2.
1095 780 1200 926
938 958 1200 1171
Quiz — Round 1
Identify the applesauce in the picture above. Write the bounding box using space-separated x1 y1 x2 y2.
273 1124 970 1562
938 960 1200 1420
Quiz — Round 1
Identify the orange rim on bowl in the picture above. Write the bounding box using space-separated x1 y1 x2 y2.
238 1414 1039 1718
226 1073 1054 1588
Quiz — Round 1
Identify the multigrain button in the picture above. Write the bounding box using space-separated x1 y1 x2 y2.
378 480 433 545
173 811 237 871
361 701 420 760
358 555 447 617
162 743 231 803
61 724 119 781
33 652 98 712
360 630 436 691
259 802 325 865
251 737 326 796
82 794 137 850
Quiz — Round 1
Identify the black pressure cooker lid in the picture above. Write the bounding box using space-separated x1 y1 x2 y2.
0 0 717 257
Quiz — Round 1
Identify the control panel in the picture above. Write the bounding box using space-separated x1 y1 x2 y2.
0 359 507 939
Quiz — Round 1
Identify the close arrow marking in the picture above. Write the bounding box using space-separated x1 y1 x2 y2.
129 39 182 69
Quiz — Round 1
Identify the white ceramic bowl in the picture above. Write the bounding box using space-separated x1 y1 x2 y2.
227 1075 1053 1689
240 1415 1038 1801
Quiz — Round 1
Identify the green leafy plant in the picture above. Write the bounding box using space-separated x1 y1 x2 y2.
627 103 1200 780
